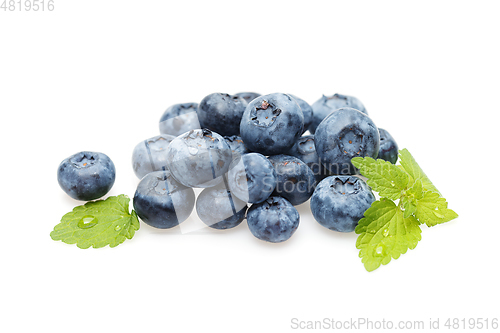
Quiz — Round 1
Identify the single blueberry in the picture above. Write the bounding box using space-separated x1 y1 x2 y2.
240 93 304 155
196 182 248 230
224 135 251 156
247 196 300 243
234 92 261 104
159 103 200 136
267 154 317 206
227 153 277 204
378 128 399 164
309 94 367 134
289 94 313 134
286 135 331 182
315 107 380 175
132 134 175 179
310 176 375 232
166 129 233 188
57 151 116 201
133 170 195 229
197 93 248 136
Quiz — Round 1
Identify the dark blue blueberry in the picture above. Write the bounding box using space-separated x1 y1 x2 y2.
197 93 248 136
133 170 195 229
309 94 367 134
286 135 331 182
378 128 399 164
315 108 380 175
166 129 233 188
227 153 277 204
132 134 175 179
289 94 313 134
310 176 375 232
240 93 304 155
267 155 316 206
159 103 200 136
234 92 261 104
247 196 300 243
196 182 248 230
57 151 115 201
224 135 251 156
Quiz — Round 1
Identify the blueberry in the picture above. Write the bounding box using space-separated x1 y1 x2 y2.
132 134 175 179
286 135 330 182
310 176 375 232
196 182 248 230
315 107 380 175
309 94 367 134
133 170 195 229
234 92 261 104
267 154 316 206
166 129 233 188
57 151 116 201
159 103 200 136
224 135 251 155
289 94 313 134
227 153 277 204
246 196 300 243
378 128 399 164
197 93 248 136
240 93 304 155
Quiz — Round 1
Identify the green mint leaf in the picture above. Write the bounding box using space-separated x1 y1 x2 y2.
351 156 410 200
400 179 424 218
415 191 459 227
355 199 422 272
51 195 140 249
398 148 440 194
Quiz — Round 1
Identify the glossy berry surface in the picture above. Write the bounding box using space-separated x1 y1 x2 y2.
240 93 304 155
227 153 277 204
198 93 248 136
267 154 316 206
315 107 380 175
132 134 175 179
166 129 233 188
310 176 375 232
309 93 367 134
57 151 116 201
286 135 330 182
159 103 200 136
378 128 399 164
196 182 248 230
234 92 261 104
246 196 300 243
289 94 313 133
224 135 251 156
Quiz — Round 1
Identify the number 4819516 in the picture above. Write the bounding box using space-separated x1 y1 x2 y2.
1 0 55 11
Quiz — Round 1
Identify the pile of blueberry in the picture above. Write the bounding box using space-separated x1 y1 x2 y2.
57 92 398 243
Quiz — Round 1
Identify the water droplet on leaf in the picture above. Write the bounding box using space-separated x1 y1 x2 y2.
78 216 98 229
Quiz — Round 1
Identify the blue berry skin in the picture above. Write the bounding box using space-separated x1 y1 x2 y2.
310 176 375 232
267 155 316 206
315 107 380 175
286 135 330 182
196 182 248 230
234 92 261 104
57 151 116 201
240 93 304 156
378 128 399 164
227 153 277 204
247 196 300 243
309 94 367 134
198 93 248 136
166 129 233 188
224 135 251 155
132 134 175 179
133 170 195 229
159 103 200 136
289 94 313 134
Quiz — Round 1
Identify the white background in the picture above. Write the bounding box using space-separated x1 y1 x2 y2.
1 1 499 332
